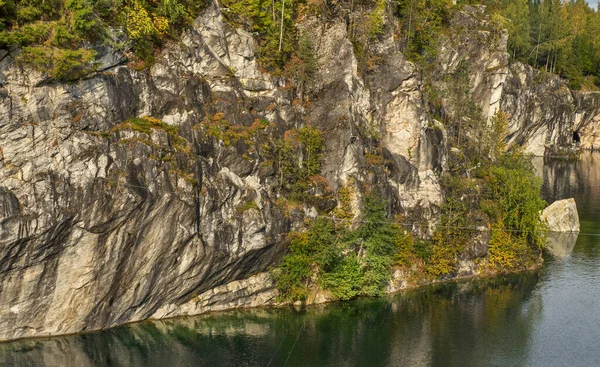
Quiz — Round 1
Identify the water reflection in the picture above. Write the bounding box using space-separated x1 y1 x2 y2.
535 152 600 257
545 232 579 257
0 275 541 367
534 153 600 219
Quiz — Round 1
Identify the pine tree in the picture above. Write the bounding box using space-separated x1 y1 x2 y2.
503 0 531 59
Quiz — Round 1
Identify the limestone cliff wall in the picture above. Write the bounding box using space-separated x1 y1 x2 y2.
0 1 444 341
502 64 600 156
434 6 600 157
576 92 600 150
0 2 598 341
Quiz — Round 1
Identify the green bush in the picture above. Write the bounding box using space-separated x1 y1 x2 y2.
367 0 387 41
50 23 79 48
413 237 433 263
20 45 98 81
52 48 97 81
0 22 54 47
273 218 337 301
272 126 325 202
426 146 546 276
274 193 402 301
16 6 43 23
320 255 364 300
67 0 105 41
298 126 325 177
395 0 453 62
354 194 400 295
361 252 393 296
283 35 317 88
483 224 536 273
20 46 53 70
425 174 476 276
272 232 314 301
485 151 547 249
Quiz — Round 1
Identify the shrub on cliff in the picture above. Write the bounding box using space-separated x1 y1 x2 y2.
395 0 453 62
478 150 547 273
272 126 325 202
274 193 401 302
424 67 547 274
486 152 547 248
222 0 298 71
273 218 338 301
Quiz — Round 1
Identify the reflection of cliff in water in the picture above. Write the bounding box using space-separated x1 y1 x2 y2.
534 153 600 216
0 274 541 367
533 152 600 256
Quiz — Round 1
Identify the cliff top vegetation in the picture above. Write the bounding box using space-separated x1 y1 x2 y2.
0 0 205 80
482 0 600 89
1 0 598 88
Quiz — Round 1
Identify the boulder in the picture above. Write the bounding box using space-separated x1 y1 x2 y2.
540 198 580 232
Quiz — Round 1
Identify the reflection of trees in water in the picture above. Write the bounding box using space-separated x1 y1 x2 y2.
0 274 541 367
539 153 600 213
386 274 541 366
0 312 289 367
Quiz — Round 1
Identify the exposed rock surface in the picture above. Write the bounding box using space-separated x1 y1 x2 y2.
432 5 600 157
0 2 292 341
436 5 509 121
0 1 443 341
501 65 598 156
152 273 277 319
540 198 580 232
577 93 600 150
0 2 598 341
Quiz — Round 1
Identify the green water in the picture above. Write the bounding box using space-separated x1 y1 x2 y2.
3 153 600 367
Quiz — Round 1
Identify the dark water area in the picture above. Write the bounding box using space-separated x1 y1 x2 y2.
3 153 600 367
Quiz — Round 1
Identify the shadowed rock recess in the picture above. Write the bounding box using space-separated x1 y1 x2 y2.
0 2 599 341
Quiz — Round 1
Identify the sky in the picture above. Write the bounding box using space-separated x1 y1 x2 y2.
589 0 599 10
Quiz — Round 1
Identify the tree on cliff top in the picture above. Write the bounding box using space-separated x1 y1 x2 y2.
485 0 600 89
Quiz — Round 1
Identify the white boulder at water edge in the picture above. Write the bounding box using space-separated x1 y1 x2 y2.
540 198 581 232
540 199 580 258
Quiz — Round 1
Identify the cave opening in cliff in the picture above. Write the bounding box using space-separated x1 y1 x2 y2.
573 130 581 144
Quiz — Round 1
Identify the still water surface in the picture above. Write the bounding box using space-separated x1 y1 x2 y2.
2 153 600 367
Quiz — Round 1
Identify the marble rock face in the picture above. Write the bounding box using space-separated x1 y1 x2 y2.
0 2 598 341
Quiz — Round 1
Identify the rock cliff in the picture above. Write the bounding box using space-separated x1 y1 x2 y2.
0 2 598 341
